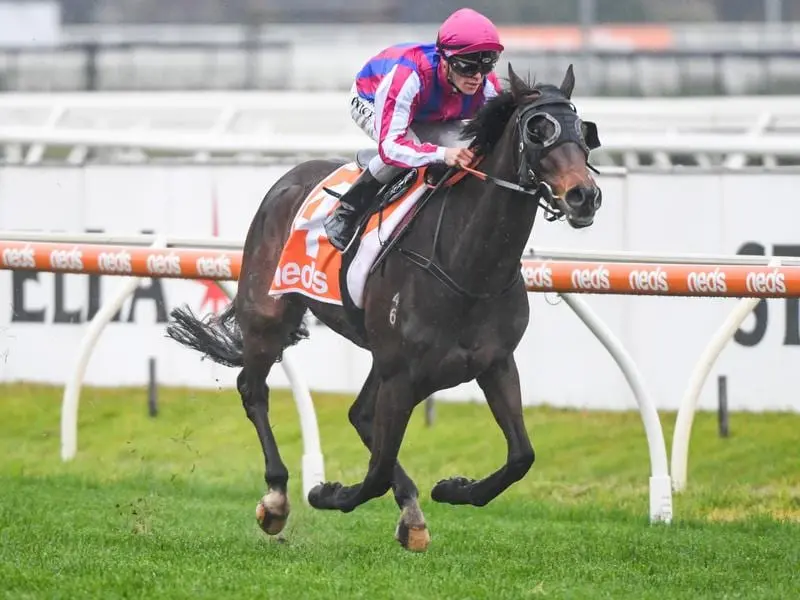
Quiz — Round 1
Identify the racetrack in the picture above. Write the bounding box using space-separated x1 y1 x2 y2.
1 384 798 599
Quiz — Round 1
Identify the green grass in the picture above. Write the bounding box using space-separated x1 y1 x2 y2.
0 383 798 599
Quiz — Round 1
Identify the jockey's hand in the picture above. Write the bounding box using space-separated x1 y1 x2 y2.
444 147 474 168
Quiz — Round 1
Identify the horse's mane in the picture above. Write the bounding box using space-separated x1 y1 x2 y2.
461 75 563 155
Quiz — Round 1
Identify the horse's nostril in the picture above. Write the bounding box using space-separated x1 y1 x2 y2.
565 187 590 208
565 186 601 211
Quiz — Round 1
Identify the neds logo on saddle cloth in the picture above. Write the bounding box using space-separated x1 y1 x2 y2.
268 163 428 307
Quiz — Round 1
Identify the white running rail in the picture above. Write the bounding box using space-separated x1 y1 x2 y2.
4 92 800 166
4 126 800 160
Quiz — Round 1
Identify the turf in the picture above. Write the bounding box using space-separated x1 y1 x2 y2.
0 383 798 599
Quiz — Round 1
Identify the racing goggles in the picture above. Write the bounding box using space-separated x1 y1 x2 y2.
447 51 499 77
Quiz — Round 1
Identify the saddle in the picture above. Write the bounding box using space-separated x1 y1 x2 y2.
352 147 473 216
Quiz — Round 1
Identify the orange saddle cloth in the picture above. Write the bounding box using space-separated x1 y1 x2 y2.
268 161 430 308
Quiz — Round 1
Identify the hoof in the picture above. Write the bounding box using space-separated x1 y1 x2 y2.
255 490 290 536
431 476 474 505
307 481 343 510
395 520 431 552
395 502 430 552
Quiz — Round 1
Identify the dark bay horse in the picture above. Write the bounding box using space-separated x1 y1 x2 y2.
166 64 602 552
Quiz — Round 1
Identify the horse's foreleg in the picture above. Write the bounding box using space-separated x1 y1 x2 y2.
308 373 415 514
431 354 535 506
349 367 429 551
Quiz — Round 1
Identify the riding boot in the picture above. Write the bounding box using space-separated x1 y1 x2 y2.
323 169 382 251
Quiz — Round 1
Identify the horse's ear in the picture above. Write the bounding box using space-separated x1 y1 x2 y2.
507 62 528 103
560 64 576 99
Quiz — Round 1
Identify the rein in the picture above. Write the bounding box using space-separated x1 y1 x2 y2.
458 163 565 223
377 92 600 302
391 162 551 302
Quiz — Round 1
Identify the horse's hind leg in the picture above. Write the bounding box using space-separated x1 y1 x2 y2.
239 300 306 536
349 366 430 552
431 354 535 507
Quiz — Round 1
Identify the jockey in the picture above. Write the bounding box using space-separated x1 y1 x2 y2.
323 7 504 251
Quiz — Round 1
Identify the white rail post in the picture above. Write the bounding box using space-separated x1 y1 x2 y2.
670 257 782 492
193 105 239 162
215 282 325 503
61 236 167 461
281 349 326 501
560 293 673 524
24 104 66 165
724 111 772 169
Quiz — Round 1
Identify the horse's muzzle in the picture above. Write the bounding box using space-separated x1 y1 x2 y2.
563 184 601 229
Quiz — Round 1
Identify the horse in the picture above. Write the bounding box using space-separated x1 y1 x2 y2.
165 63 603 552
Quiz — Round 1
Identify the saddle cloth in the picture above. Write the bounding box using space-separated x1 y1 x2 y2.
268 161 428 309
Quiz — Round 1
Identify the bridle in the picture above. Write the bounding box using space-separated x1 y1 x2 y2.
373 90 602 301
459 91 602 222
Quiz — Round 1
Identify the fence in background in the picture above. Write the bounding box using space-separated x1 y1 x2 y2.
4 92 800 168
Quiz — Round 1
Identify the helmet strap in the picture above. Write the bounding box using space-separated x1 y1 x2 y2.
442 61 465 95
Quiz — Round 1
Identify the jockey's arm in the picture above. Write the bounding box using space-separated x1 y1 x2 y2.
373 68 447 169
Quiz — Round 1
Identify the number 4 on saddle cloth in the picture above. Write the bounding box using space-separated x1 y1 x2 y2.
267 148 469 324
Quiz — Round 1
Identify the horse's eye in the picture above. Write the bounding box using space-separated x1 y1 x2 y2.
525 116 556 145
525 119 544 143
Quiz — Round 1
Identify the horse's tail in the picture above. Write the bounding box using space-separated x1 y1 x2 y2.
165 302 244 368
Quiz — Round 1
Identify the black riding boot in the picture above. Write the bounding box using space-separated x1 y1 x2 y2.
324 169 381 251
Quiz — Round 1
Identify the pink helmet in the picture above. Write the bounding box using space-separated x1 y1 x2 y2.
436 8 504 57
